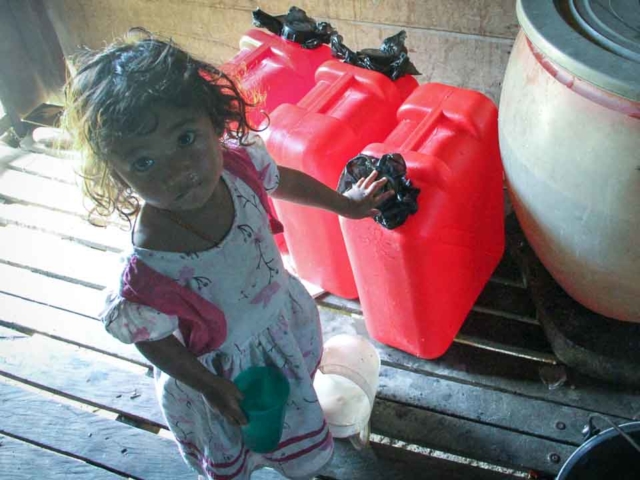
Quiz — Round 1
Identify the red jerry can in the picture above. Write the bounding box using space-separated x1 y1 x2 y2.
221 29 332 254
221 29 333 128
340 83 505 358
262 60 418 298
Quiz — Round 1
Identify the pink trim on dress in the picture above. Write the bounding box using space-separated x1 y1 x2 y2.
270 420 328 452
272 431 333 463
121 256 227 356
206 450 251 480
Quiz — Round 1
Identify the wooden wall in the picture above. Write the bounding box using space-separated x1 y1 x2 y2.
44 0 518 103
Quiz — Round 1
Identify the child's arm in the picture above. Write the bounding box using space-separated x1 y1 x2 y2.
271 166 393 219
135 335 247 425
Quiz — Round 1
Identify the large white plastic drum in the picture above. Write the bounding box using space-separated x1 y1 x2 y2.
499 0 640 321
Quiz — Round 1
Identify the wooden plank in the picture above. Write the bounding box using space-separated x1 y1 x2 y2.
47 0 518 50
321 438 515 480
0 382 194 479
0 263 105 318
0 395 510 480
0 202 130 253
319 268 537 322
371 399 576 475
0 226 633 424
225 13 514 103
0 115 12 137
376 364 625 446
384 339 640 420
337 0 520 39
46 0 244 64
0 334 510 480
256 437 516 479
491 249 527 289
255 439 515 480
457 312 554 361
318 293 550 362
0 251 319 325
0 168 86 215
0 434 125 480
209 0 520 39
0 287 583 446
0 292 149 367
0 144 25 167
455 333 556 364
0 329 163 426
0 324 580 474
0 324 28 339
304 18 513 103
46 1 512 103
0 225 121 289
317 294 362 314
364 442 514 480
317 247 531 313
475 281 537 324
8 150 80 183
318 306 640 419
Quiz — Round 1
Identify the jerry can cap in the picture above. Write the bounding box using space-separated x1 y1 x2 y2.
252 6 336 49
338 153 420 230
330 31 421 80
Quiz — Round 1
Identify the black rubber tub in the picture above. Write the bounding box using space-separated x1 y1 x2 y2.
557 421 640 479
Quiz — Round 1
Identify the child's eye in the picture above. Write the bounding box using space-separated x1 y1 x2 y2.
178 131 196 147
132 157 155 172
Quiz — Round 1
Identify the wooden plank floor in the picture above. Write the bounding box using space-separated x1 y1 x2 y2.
1 146 639 479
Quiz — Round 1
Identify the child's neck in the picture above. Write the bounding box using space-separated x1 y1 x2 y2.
133 178 235 253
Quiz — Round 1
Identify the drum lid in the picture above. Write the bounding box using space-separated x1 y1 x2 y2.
518 0 640 101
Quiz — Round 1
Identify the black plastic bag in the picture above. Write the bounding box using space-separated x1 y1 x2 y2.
330 31 421 80
338 153 420 229
252 6 336 49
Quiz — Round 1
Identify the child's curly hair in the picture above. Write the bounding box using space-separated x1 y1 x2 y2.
63 29 259 224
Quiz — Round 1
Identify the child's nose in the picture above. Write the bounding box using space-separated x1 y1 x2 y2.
165 153 196 179
168 168 199 188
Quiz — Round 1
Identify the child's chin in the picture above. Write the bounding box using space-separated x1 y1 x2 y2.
179 196 211 212
177 184 216 211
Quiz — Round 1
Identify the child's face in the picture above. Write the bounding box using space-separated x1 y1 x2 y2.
108 104 223 212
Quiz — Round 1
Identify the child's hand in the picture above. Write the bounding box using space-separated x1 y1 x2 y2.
342 170 395 219
202 377 248 426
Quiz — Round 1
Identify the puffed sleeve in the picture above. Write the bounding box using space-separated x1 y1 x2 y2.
100 289 179 344
243 133 280 194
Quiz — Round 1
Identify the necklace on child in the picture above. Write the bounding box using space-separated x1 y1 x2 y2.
163 209 221 247
155 180 233 248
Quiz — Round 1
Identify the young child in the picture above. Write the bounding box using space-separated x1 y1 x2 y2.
64 31 392 480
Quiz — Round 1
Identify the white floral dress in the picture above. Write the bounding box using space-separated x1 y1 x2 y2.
101 140 334 479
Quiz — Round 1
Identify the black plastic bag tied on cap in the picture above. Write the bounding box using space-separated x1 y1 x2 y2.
338 153 420 230
330 30 421 80
252 6 336 49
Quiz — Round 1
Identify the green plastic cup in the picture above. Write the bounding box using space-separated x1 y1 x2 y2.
234 366 290 453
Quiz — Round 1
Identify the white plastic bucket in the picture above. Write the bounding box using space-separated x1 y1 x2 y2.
314 334 381 441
